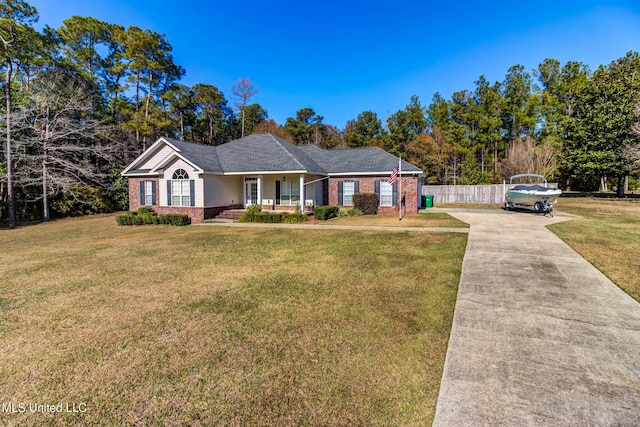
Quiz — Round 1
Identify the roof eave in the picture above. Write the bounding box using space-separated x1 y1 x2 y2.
121 171 160 177
120 137 168 175
223 170 308 176
327 171 423 176
150 151 205 174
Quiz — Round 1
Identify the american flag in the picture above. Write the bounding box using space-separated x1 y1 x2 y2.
389 166 398 185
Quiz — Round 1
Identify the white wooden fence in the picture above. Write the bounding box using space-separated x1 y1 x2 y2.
421 182 558 204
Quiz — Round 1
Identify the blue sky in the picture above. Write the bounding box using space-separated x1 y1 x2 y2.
29 0 640 128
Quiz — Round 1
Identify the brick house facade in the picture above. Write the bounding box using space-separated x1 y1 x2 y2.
328 176 420 215
128 177 241 223
122 134 424 224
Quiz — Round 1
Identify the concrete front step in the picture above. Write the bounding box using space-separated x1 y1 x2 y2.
214 209 245 220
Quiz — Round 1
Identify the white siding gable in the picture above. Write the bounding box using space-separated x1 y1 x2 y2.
135 143 175 172
160 158 204 207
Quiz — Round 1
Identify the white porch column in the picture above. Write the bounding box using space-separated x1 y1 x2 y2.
299 174 305 209
257 175 263 207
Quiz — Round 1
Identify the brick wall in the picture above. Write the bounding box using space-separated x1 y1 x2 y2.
129 175 421 223
128 177 234 224
328 176 420 215
129 177 161 211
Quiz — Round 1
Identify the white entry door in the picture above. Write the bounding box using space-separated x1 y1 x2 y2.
245 180 258 206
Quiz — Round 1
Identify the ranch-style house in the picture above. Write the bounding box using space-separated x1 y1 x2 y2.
121 133 424 223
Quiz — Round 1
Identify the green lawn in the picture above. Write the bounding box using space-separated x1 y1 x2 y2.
550 197 640 302
322 212 469 228
0 214 466 426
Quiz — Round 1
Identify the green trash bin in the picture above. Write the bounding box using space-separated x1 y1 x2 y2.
425 195 434 208
421 195 427 208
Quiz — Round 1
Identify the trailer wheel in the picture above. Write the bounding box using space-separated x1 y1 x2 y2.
534 201 543 212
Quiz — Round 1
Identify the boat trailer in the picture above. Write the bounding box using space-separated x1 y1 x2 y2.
504 197 555 217
503 173 561 217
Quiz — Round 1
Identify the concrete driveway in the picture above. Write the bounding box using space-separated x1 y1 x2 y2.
432 208 640 426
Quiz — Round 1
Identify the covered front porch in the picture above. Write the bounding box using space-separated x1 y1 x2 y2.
241 173 325 211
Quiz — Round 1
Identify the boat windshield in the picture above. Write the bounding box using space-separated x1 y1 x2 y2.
511 184 550 191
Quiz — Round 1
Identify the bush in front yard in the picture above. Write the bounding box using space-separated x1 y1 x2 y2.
137 206 155 215
283 207 308 224
116 212 141 225
116 209 189 226
253 213 285 223
239 205 307 224
314 205 339 220
339 207 362 217
159 214 190 226
238 204 262 222
353 193 378 215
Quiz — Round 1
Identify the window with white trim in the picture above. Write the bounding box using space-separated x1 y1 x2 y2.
280 180 300 205
379 181 393 206
343 181 355 206
144 181 154 205
140 180 156 206
171 169 191 206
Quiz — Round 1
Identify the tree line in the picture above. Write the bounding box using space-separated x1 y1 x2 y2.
1 0 639 226
337 57 639 197
0 0 269 226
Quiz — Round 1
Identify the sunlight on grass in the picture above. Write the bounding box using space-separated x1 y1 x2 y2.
435 203 503 209
324 212 469 228
0 214 466 425
551 197 640 302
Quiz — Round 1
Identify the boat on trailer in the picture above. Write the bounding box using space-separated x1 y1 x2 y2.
504 174 561 216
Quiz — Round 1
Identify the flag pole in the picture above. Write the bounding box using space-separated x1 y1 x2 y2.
398 155 402 221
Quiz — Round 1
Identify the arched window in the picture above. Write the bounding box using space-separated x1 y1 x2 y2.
170 169 192 206
172 169 189 180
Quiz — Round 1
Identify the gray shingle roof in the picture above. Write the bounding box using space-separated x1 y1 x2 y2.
125 133 423 176
125 168 152 174
215 133 325 174
298 145 421 174
163 137 223 173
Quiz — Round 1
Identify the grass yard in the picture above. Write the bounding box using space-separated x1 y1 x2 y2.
323 212 469 228
551 197 640 302
0 214 466 426
434 203 503 210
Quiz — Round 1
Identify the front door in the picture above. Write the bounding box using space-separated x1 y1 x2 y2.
245 179 258 206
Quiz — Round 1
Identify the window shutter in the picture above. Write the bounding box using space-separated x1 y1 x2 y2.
374 180 380 204
392 181 398 206
140 181 145 205
167 181 172 206
322 179 329 205
354 180 359 194
151 181 156 205
338 181 343 205
190 180 195 207
276 181 281 204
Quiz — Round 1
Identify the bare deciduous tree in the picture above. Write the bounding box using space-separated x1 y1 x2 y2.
231 77 258 138
623 103 640 178
1 0 39 227
623 144 640 175
19 68 116 221
498 136 557 179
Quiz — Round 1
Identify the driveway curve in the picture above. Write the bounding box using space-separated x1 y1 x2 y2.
433 208 640 426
